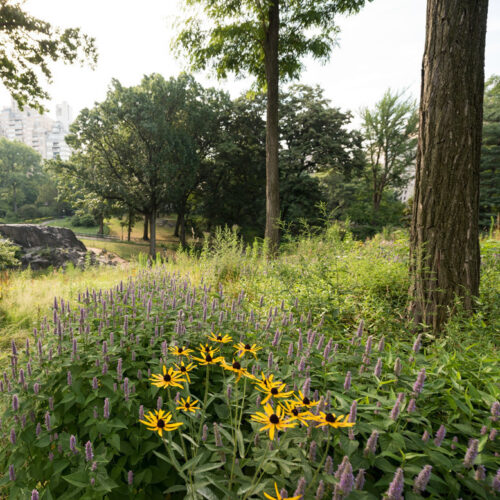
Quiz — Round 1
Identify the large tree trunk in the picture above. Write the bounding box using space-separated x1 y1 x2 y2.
149 208 156 258
143 214 149 241
97 214 104 235
174 212 181 238
263 0 280 253
409 0 488 332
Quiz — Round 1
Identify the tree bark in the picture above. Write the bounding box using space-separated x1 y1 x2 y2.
174 212 181 238
263 0 280 253
178 211 186 248
97 215 104 235
127 211 133 242
143 214 149 241
409 0 488 332
149 208 156 258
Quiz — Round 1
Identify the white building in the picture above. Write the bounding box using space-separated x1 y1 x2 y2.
0 100 73 160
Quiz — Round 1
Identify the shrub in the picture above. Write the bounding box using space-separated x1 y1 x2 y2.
72 213 97 227
0 239 20 271
0 265 499 499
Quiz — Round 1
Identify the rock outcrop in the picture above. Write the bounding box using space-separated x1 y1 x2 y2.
0 224 94 270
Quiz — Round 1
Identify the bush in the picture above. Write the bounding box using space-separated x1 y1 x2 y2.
17 204 42 220
0 263 499 499
0 239 20 270
72 213 97 227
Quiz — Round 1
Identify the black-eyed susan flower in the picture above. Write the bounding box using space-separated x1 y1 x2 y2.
250 403 296 440
176 396 200 413
173 361 196 383
263 482 302 500
192 352 224 366
221 359 254 382
233 342 262 358
139 409 183 437
150 366 186 389
198 343 219 356
279 400 316 426
254 373 294 405
293 390 319 409
169 346 194 357
208 332 232 344
314 411 354 429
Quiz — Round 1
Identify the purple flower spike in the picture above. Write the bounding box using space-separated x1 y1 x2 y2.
474 465 486 481
103 398 110 419
9 464 15 481
422 430 430 442
390 399 401 420
67 371 72 386
70 435 77 454
302 378 311 398
202 424 208 442
451 435 458 449
413 368 426 396
45 411 51 431
85 441 94 462
287 342 293 358
315 480 325 500
293 477 306 498
338 460 354 495
364 430 379 456
348 400 357 423
31 490 39 500
491 401 500 421
490 429 497 441
36 422 41 436
464 439 479 468
309 440 317 461
492 469 500 492
394 358 402 376
374 358 382 378
324 455 334 475
413 465 432 493
407 398 417 413
386 467 404 500
12 394 19 412
128 470 133 486
92 377 98 390
434 425 446 447
378 336 385 352
412 334 422 353
10 428 16 444
354 469 365 490
344 371 351 391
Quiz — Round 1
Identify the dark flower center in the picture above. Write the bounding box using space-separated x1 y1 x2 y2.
163 374 171 382
178 348 183 353
269 414 280 424
271 388 279 395
325 413 335 423
217 336 222 340
244 344 251 350
157 419 165 428
232 362 241 370
205 354 212 362
185 402 190 408
180 367 186 372
292 409 299 416
303 397 310 405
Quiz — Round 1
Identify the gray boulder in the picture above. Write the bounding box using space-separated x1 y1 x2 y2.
0 224 92 270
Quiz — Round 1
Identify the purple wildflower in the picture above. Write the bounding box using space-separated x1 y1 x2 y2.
492 469 500 492
464 439 479 468
103 398 110 419
9 464 15 481
491 401 500 421
157 396 162 410
293 477 306 498
45 411 51 431
12 394 19 412
70 435 77 454
85 441 94 462
10 428 16 444
434 425 446 447
354 469 365 490
31 490 39 500
412 334 422 353
334 456 350 480
324 455 334 475
378 336 385 352
128 470 133 486
490 429 497 441
302 377 311 398
390 399 401 420
474 465 486 481
394 358 402 376
33 383 40 395
451 436 458 449
202 424 208 442
213 423 223 447
267 351 273 370
344 371 352 391
422 430 430 442
338 460 354 495
124 377 130 400
309 440 317 461
364 335 373 355
287 342 294 358
36 422 41 436
407 398 417 413
374 358 382 378
117 358 123 381
315 480 325 500
67 370 72 386
92 377 98 390
413 465 432 493
364 430 379 456
349 400 357 423
356 319 364 337
386 467 404 500
413 368 426 396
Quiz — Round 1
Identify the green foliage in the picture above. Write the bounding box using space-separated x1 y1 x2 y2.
0 238 19 270
360 89 417 210
0 0 97 111
71 213 98 228
480 75 500 228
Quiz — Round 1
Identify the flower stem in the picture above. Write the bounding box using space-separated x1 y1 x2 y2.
242 442 270 500
305 429 332 496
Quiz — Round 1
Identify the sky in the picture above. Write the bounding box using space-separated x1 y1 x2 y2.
1 0 499 124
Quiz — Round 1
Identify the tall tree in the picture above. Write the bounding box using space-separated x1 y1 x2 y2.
409 0 489 332
480 75 500 229
175 0 370 251
360 89 417 211
0 0 97 110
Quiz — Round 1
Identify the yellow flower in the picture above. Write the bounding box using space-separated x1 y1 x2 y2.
208 332 233 344
233 342 262 358
176 395 200 413
139 409 183 437
279 400 316 427
169 345 194 357
173 361 196 383
250 403 297 441
314 411 354 429
198 343 219 356
293 391 319 409
254 373 294 405
149 366 186 389
192 352 224 366
263 482 302 500
221 359 254 382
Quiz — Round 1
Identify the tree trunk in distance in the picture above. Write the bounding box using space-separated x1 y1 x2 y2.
174 212 181 237
409 0 488 332
149 209 156 258
143 214 149 241
98 215 104 235
127 212 132 241
263 0 280 253
179 211 186 248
